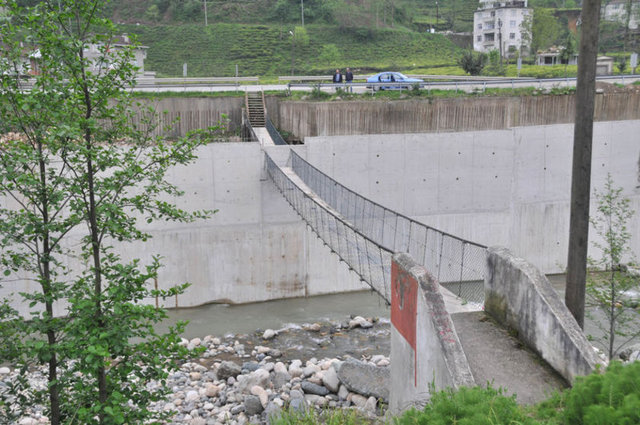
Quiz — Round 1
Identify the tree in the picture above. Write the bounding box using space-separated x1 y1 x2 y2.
0 1 214 424
617 58 628 73
586 175 640 360
458 49 486 76
521 8 562 56
559 33 577 77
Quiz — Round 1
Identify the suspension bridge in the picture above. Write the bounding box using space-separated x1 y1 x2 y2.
242 91 603 408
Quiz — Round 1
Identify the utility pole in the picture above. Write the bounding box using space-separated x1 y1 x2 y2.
566 0 602 329
436 1 439 25
301 0 304 27
204 0 208 26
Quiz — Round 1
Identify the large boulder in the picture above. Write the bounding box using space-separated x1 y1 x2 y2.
217 361 242 380
337 358 389 401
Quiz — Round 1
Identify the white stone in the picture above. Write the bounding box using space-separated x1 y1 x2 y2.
302 365 320 377
204 383 220 397
350 394 368 408
263 329 277 340
349 316 373 329
322 366 340 393
0 367 10 374
190 372 202 381
190 338 202 347
338 385 350 400
256 345 270 354
364 396 378 412
376 358 390 367
189 418 206 425
274 362 288 374
203 402 215 410
289 366 303 378
211 337 221 345
19 418 38 425
263 362 275 372
185 390 199 403
251 385 269 407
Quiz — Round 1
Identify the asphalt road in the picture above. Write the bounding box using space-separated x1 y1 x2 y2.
131 75 640 94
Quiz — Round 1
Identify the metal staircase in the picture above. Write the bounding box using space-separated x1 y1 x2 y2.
245 91 265 127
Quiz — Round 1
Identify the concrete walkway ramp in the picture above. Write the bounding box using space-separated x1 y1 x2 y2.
452 311 568 405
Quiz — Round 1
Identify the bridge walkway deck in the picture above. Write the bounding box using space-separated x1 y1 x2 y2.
452 311 568 405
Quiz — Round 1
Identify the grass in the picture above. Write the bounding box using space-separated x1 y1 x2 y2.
119 23 464 78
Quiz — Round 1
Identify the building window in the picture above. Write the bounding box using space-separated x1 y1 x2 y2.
510 20 517 27
511 9 517 15
477 35 482 41
485 33 495 42
478 23 483 29
510 32 516 39
491 11 495 16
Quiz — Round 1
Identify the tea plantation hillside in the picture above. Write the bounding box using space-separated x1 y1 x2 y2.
121 22 465 77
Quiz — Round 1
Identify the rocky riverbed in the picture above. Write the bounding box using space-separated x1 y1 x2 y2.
2 315 391 425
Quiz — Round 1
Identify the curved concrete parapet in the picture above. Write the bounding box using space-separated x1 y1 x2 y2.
485 247 602 384
390 253 475 413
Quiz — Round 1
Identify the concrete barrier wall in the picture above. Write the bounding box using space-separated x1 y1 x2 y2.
390 253 474 413
127 92 640 140
276 93 640 137
0 142 367 317
303 120 640 274
131 96 244 138
484 247 601 383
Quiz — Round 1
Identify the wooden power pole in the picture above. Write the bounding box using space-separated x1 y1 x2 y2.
566 0 602 329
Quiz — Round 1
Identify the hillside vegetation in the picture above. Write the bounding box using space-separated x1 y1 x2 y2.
101 0 477 77
121 23 464 77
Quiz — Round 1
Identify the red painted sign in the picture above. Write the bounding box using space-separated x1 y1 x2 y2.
391 261 418 351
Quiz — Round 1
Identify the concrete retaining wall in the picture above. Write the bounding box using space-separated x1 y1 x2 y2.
0 142 366 317
302 120 640 274
276 92 640 137
390 253 474 413
129 92 640 140
484 247 601 383
131 96 244 138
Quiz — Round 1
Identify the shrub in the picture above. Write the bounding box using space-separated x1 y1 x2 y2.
564 362 640 425
396 385 541 425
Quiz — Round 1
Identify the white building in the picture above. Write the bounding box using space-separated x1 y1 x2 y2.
473 0 532 57
601 0 640 29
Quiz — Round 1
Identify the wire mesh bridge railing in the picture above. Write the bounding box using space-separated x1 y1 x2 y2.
289 150 487 305
265 153 393 303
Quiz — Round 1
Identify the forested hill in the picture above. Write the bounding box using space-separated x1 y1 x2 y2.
100 0 480 77
107 0 478 33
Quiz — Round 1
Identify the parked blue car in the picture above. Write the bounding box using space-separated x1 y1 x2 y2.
366 72 423 90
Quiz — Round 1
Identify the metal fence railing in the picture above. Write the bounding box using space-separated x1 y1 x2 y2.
241 109 259 142
266 117 287 146
265 153 393 304
289 150 487 305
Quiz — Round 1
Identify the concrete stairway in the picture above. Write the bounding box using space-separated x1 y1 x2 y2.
246 91 265 127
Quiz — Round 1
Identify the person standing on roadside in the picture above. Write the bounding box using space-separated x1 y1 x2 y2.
332 69 343 83
332 69 343 93
345 67 353 92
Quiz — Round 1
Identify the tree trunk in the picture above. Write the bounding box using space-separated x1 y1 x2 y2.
37 142 61 425
566 0 602 329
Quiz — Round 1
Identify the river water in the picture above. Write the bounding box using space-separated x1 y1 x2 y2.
160 290 390 340
162 274 637 358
